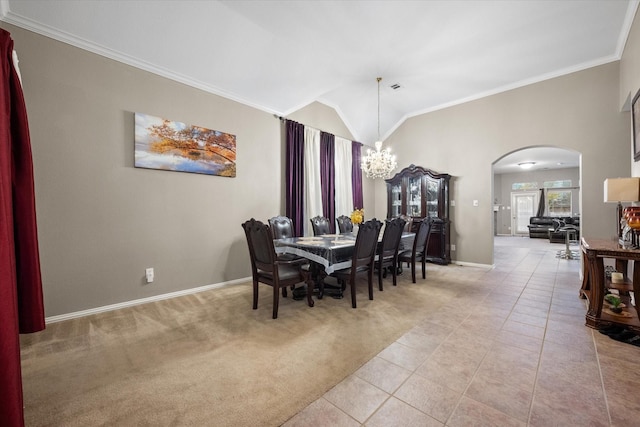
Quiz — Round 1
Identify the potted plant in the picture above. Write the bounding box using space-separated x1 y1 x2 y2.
605 294 624 314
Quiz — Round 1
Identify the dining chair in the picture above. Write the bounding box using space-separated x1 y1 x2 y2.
336 215 353 233
268 215 307 272
398 218 433 283
268 215 296 239
375 217 406 291
310 215 331 236
328 218 382 308
241 218 309 319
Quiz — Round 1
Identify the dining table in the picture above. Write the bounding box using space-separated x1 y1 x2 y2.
274 231 415 302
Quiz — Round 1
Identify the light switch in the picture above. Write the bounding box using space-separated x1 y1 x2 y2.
473 200 479 207
145 268 154 283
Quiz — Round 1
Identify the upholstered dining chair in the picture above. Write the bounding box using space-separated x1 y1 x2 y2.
336 215 353 233
375 217 406 291
310 215 331 236
328 218 382 308
241 218 309 319
268 215 307 270
398 218 433 283
268 215 296 239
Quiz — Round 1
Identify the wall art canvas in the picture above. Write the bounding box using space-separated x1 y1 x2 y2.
135 113 236 177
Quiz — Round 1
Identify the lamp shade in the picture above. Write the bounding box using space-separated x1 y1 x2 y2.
604 177 640 202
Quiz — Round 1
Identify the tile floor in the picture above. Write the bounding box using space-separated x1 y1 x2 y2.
283 236 640 426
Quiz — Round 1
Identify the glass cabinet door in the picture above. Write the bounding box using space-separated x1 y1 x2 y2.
426 177 440 218
407 176 422 217
390 183 402 218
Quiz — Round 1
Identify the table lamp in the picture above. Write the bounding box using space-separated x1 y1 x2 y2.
604 177 640 239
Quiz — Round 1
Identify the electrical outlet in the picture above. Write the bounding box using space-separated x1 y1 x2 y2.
145 267 154 283
451 244 456 251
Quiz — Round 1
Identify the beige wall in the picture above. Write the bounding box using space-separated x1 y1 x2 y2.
381 62 628 265
5 24 361 317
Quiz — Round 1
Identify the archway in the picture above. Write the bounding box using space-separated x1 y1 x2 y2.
492 146 582 259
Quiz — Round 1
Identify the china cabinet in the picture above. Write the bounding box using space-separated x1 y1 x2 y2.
386 164 451 264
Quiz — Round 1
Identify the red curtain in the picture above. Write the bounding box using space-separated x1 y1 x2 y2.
0 28 45 427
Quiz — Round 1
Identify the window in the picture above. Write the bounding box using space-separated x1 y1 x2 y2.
547 190 572 216
544 180 572 216
543 180 571 189
512 182 538 191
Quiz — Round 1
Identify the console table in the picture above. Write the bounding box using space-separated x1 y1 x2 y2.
580 237 640 331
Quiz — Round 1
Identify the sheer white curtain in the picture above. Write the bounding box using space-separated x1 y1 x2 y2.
303 127 322 236
334 136 354 219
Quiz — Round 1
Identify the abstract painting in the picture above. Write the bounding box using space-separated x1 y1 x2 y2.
135 113 236 177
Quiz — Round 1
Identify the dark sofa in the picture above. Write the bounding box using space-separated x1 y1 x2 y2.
527 216 556 238
528 216 580 241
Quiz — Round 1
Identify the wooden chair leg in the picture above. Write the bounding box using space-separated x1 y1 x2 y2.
422 257 426 279
272 286 279 319
392 259 398 287
378 263 384 291
368 269 374 300
253 280 259 309
411 259 416 283
351 279 357 308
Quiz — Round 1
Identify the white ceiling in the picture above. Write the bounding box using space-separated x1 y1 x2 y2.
492 146 580 174
0 0 636 151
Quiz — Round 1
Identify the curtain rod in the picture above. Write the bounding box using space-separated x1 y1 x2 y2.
540 186 580 190
274 114 361 144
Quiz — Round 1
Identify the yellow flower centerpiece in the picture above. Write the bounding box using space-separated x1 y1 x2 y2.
350 208 364 225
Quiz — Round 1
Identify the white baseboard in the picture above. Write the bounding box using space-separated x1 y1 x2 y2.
45 276 252 324
45 261 495 323
452 260 494 269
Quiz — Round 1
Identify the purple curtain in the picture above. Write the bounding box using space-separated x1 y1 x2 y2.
0 29 45 427
320 132 335 233
285 120 305 236
352 141 363 210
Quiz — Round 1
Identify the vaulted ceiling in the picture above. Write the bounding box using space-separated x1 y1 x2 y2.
1 0 636 151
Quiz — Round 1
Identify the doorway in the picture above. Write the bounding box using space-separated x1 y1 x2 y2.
511 192 538 236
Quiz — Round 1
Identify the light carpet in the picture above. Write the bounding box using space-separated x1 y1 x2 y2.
20 264 488 426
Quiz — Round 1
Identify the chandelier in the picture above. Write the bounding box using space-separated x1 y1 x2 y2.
361 77 397 179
